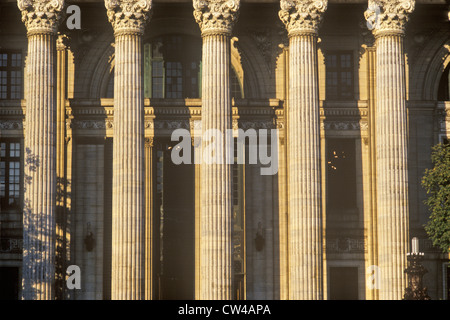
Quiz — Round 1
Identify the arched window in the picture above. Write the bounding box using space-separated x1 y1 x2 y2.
144 34 201 99
438 64 450 101
104 34 244 99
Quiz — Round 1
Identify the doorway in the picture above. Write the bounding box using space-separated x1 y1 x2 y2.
153 141 195 299
0 267 19 299
329 267 359 300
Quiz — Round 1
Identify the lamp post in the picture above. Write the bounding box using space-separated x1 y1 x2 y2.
403 237 431 300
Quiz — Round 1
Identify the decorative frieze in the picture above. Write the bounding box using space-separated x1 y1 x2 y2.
0 120 23 130
321 121 368 131
326 237 367 254
0 238 24 254
73 119 114 130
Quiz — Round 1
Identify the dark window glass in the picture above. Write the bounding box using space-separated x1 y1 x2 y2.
438 64 450 101
0 51 22 100
326 52 354 100
142 35 243 100
0 140 21 208
327 138 356 210
231 68 242 99
232 137 245 300
105 73 114 99
144 35 201 99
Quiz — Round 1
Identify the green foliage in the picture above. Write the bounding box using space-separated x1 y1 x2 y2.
422 142 450 253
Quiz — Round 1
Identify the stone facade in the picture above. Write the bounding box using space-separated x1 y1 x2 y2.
0 0 449 300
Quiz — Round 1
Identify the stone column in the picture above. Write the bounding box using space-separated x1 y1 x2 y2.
193 0 240 300
365 0 414 300
18 0 64 300
105 0 152 300
279 0 327 300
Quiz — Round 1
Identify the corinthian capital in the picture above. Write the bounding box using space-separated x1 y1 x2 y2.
17 0 64 35
105 0 152 36
364 0 415 37
279 0 327 36
193 0 240 36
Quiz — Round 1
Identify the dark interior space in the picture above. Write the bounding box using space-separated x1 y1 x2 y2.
154 141 195 300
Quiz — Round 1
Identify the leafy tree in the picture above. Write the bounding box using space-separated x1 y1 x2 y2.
422 142 450 253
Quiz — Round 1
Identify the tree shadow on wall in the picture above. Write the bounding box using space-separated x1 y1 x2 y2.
21 147 71 300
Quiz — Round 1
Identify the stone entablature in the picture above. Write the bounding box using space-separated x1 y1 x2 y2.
0 100 373 136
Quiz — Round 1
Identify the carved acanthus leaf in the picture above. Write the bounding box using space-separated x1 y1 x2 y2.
105 0 152 35
279 0 327 36
193 0 240 36
364 0 415 36
17 0 64 35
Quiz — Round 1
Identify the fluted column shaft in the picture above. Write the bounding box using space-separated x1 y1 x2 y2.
279 0 327 300
193 0 240 300
112 32 145 299
288 33 323 301
18 0 64 300
375 34 409 300
200 33 233 299
365 0 414 300
105 0 152 300
22 31 57 301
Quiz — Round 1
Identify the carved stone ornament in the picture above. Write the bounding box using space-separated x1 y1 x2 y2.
144 137 154 147
105 0 152 36
279 0 328 36
56 33 70 50
364 0 415 37
193 0 240 36
17 0 64 35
